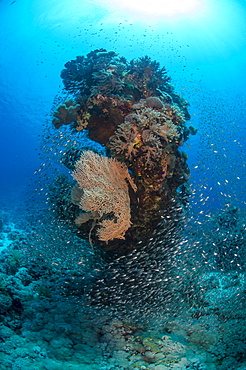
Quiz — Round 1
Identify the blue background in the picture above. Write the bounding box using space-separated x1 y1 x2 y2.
0 0 245 217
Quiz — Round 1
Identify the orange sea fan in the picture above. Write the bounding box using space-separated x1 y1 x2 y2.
72 150 136 243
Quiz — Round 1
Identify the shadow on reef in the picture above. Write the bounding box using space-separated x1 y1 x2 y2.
49 49 196 258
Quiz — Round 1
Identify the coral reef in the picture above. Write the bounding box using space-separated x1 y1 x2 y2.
51 49 196 255
0 226 245 370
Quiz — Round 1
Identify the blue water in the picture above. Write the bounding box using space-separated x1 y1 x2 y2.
0 0 246 369
1 0 246 211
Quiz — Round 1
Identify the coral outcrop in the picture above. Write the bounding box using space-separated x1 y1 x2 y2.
51 49 196 255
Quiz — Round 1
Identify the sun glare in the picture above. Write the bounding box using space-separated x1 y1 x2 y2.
99 0 203 19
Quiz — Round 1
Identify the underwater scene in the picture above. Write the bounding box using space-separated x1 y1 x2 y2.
0 0 246 369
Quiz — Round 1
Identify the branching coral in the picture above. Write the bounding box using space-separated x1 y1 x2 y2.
52 100 80 129
72 150 136 243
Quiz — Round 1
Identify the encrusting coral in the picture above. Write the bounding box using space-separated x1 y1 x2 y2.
52 100 80 129
50 49 196 254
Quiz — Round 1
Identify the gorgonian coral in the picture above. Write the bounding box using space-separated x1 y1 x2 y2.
72 150 136 243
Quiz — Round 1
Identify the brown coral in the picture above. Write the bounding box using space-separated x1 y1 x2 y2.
52 100 80 129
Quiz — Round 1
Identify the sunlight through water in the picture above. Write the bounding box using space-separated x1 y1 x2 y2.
97 0 204 19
